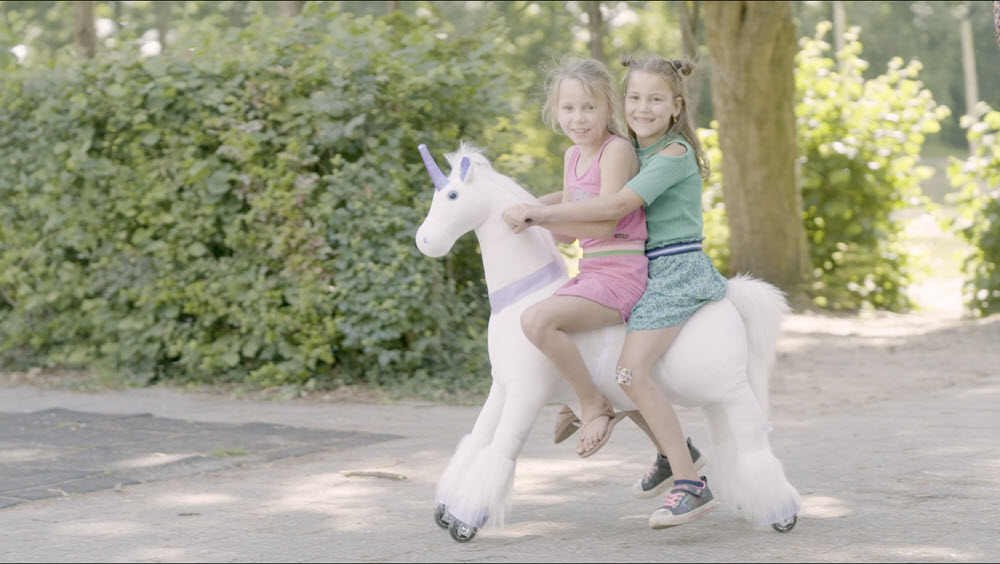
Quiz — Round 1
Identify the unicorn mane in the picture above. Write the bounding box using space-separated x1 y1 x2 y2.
444 143 534 200
444 142 494 175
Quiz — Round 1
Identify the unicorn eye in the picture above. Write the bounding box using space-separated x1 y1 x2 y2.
447 190 458 200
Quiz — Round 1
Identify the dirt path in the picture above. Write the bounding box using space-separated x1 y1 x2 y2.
773 310 1000 416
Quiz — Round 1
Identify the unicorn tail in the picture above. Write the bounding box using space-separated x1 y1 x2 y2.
723 274 790 419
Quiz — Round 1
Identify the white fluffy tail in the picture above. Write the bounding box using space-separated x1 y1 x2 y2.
724 274 790 419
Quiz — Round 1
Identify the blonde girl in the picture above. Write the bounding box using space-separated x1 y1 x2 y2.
502 56 646 458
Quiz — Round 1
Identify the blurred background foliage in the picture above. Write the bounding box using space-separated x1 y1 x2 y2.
948 104 1000 317
0 1 997 397
795 23 950 312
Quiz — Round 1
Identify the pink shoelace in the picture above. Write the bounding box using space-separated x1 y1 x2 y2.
644 465 657 481
661 490 685 508
645 456 668 481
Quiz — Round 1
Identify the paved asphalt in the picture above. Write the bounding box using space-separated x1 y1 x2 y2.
1 362 998 563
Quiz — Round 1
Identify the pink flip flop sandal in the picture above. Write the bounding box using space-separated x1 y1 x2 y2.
553 404 580 444
577 406 627 458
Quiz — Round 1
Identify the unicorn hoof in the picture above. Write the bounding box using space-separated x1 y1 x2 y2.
772 514 797 533
434 504 453 529
449 520 477 542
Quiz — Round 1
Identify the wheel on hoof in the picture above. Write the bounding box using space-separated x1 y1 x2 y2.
772 514 797 533
434 504 453 529
448 520 477 542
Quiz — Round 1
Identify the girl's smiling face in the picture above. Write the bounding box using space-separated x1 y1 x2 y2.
556 78 611 148
624 70 682 148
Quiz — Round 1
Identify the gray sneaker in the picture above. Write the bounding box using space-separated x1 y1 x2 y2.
632 437 705 499
648 478 718 529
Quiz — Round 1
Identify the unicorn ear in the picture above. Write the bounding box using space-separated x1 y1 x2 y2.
459 157 472 183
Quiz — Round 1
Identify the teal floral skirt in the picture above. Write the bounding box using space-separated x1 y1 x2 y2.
626 250 727 333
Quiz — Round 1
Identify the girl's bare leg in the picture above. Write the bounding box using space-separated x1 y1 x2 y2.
616 325 698 481
626 410 664 454
521 295 624 455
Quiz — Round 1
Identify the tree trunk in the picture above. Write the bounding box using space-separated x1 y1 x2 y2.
586 1 604 62
278 1 305 18
957 1 980 153
703 1 808 296
994 0 1000 48
831 0 846 52
75 0 96 59
154 0 170 54
832 0 846 73
229 2 246 27
387 1 399 12
674 1 702 124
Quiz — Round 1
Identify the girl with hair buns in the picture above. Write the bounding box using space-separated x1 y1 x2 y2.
504 54 726 529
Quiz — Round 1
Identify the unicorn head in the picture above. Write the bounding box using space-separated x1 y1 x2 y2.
414 143 496 257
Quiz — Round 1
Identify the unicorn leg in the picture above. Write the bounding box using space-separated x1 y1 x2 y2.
435 381 506 510
445 383 553 529
704 388 801 527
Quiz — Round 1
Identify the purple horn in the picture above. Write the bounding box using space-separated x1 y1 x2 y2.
418 144 448 191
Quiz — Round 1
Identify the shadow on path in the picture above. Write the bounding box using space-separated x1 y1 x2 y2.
0 407 400 509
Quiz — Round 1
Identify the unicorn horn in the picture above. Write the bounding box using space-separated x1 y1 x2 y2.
418 144 448 191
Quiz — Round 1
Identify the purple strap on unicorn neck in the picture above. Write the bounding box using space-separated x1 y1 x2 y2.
488 260 564 314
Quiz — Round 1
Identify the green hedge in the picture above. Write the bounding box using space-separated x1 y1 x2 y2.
0 9 508 395
794 24 948 311
948 104 1000 317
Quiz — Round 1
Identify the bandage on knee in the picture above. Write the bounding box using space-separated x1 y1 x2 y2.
616 366 632 386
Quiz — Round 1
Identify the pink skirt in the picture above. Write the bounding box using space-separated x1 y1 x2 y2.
554 254 649 322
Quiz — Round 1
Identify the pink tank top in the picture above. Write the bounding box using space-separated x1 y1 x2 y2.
566 136 647 256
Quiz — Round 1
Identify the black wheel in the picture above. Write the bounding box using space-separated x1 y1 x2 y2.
772 514 797 533
434 504 453 529
449 520 477 542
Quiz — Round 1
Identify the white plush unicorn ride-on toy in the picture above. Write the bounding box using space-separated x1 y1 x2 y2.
414 142 800 542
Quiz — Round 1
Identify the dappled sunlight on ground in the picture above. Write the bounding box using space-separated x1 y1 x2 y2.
508 454 630 507
53 520 146 537
982 458 1000 469
0 447 55 463
798 494 852 519
481 519 579 539
955 379 1000 398
781 308 962 336
126 547 192 562
777 330 912 354
866 545 982 562
151 492 238 507
111 452 199 470
771 272 1000 416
